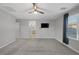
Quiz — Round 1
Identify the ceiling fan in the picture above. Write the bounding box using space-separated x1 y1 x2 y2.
28 3 44 14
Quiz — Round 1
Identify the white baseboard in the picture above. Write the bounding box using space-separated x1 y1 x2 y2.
0 40 16 49
57 40 79 54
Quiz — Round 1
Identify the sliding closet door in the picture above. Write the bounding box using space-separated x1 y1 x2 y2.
63 13 69 44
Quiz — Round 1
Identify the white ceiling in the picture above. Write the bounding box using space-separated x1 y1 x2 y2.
0 3 78 20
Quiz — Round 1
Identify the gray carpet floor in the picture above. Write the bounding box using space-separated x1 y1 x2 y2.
0 38 78 55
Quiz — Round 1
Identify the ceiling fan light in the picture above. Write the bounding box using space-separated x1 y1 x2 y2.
33 11 38 14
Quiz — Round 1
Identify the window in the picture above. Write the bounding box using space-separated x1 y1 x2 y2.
67 15 79 40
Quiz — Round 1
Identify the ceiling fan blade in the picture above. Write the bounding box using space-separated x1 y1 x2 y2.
37 10 44 14
37 7 48 12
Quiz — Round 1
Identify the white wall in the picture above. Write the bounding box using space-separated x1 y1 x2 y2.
53 16 64 42
19 19 56 39
0 9 17 48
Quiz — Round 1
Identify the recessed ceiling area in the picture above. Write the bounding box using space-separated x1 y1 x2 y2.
0 3 78 20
